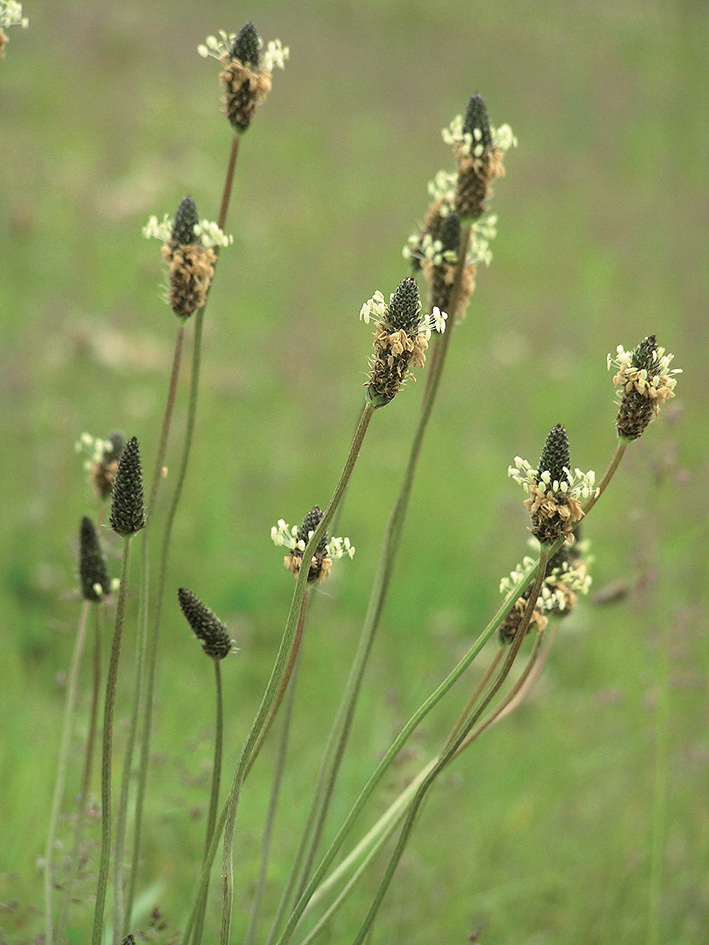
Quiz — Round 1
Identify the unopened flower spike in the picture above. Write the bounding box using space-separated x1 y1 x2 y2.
271 507 355 584
608 335 680 441
443 94 516 223
498 540 592 644
75 431 125 499
198 23 289 133
0 1 29 60
508 424 599 544
110 436 145 537
178 588 236 660
362 278 447 408
79 517 111 602
143 196 232 319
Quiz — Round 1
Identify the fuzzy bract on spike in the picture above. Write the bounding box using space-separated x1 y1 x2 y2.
109 436 145 536
171 196 200 245
230 22 260 68
79 517 111 602
178 588 235 660
608 335 680 441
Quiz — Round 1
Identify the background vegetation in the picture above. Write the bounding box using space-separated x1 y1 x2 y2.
1 0 706 942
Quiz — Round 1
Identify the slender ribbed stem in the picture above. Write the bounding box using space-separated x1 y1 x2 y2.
583 439 627 516
444 648 503 750
217 404 374 945
190 659 226 945
57 604 103 944
44 599 91 945
91 538 133 945
647 623 670 945
269 228 473 939
350 548 549 944
245 642 305 945
129 137 241 917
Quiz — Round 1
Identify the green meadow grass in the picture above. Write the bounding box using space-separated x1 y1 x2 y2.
1 1 707 942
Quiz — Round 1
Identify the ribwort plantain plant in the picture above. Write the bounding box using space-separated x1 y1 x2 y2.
27 17 684 945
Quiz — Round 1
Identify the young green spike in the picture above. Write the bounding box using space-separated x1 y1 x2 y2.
79 516 111 601
171 196 199 245
536 424 570 486
463 94 493 152
230 22 260 68
178 588 234 660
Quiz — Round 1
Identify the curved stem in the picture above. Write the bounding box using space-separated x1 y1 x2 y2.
269 229 474 942
350 547 549 944
191 659 225 945
216 404 374 945
57 604 103 944
45 599 91 945
245 640 305 945
582 439 627 517
91 538 133 945
444 648 503 750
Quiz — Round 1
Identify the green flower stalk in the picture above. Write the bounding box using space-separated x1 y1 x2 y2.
608 335 680 441
361 277 447 407
198 23 289 134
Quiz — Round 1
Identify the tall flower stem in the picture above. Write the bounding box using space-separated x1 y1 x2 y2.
118 323 185 939
57 604 103 945
245 639 306 945
350 547 549 945
582 439 627 516
217 403 374 945
268 229 473 942
44 599 91 945
127 137 241 924
91 537 133 945
190 658 227 945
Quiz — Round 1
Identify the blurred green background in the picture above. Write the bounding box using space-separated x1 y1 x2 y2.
1 0 707 942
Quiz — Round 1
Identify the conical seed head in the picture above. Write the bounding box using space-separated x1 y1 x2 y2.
437 212 461 255
79 516 111 601
297 506 328 555
631 334 659 372
387 277 421 335
171 196 199 245
178 588 233 660
463 94 493 151
230 22 260 68
537 424 570 484
109 436 145 536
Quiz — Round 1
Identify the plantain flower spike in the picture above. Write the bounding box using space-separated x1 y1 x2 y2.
143 196 232 320
497 540 592 644
509 425 599 544
0 1 29 60
109 436 145 537
75 431 125 499
271 506 354 584
361 277 447 407
79 516 111 602
178 588 235 660
608 335 680 441
442 93 516 223
198 23 289 134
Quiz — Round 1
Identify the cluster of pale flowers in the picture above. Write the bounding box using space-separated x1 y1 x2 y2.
607 343 681 399
359 290 448 340
0 1 28 29
499 552 592 615
197 30 289 72
74 432 117 472
508 457 599 504
270 520 355 561
142 214 233 249
442 115 518 158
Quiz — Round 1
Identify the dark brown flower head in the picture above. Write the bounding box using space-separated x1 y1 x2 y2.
438 212 462 256
537 424 570 487
178 588 234 660
171 196 199 245
79 516 111 602
498 591 548 645
81 431 125 499
463 94 493 153
363 278 446 408
230 22 260 68
110 436 145 537
609 336 680 441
